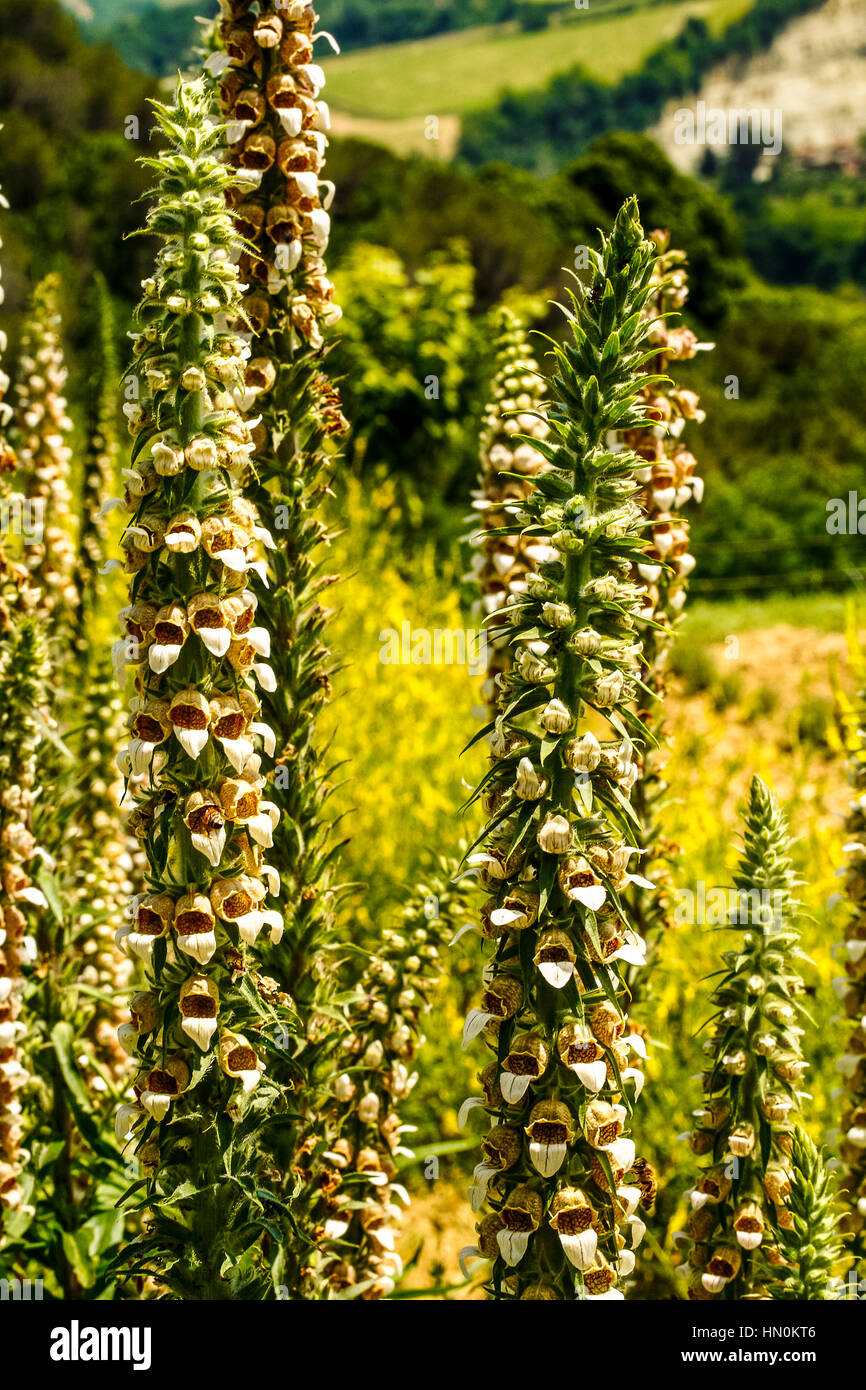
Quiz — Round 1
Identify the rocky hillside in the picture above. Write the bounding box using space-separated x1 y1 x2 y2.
649 0 866 172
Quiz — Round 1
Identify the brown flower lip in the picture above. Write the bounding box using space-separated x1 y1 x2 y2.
175 909 214 935
226 1044 257 1071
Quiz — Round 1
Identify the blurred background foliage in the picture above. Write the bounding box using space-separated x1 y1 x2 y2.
1 0 863 1295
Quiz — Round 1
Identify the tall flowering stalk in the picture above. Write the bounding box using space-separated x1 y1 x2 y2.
0 620 49 1245
470 310 549 719
755 1129 845 1300
207 0 346 1023
0 155 44 1248
4 270 131 1288
112 77 296 1298
831 634 866 1257
206 2 355 1275
298 902 445 1299
14 274 78 631
17 680 133 1297
296 860 475 1300
624 234 711 979
461 199 661 1302
68 660 136 1081
683 776 809 1300
75 274 120 658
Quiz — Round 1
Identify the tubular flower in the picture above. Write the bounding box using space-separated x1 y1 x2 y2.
682 776 810 1299
13 274 78 626
0 621 49 1243
622 233 712 989
461 199 661 1301
112 78 297 1299
832 647 866 1255
470 310 549 718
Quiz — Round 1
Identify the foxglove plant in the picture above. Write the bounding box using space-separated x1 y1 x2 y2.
0 620 49 1245
682 776 809 1300
0 162 45 1248
206 2 355 1267
14 274 78 630
207 0 346 1022
470 310 549 718
299 860 475 1299
832 661 866 1257
755 1129 845 1300
112 77 297 1298
68 660 136 1081
301 915 442 1298
75 274 120 658
461 199 662 1301
624 233 711 980
5 276 132 1288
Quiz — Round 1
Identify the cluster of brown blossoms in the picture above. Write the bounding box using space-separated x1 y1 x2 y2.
623 233 712 975
209 0 340 359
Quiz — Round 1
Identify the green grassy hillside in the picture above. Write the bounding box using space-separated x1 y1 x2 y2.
322 0 753 121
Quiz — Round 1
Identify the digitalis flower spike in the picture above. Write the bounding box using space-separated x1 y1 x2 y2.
831 629 866 1257
461 198 662 1301
0 621 49 1244
112 77 296 1298
13 274 78 629
0 154 45 1250
683 776 810 1300
206 0 352 1276
295 860 474 1299
75 274 120 661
